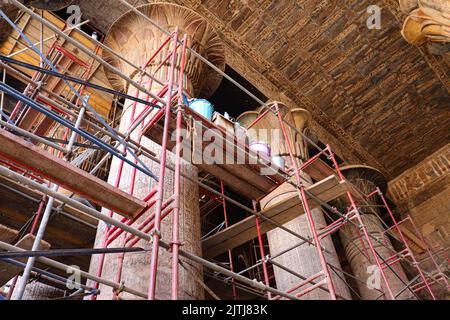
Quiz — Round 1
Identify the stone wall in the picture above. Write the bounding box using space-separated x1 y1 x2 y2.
11 277 66 300
389 143 449 248
388 144 449 299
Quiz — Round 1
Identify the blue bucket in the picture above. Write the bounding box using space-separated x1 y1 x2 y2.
189 99 214 121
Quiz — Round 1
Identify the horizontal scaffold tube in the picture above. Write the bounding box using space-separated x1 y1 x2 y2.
0 165 299 300
0 55 161 111
0 81 159 182
0 247 147 259
0 241 147 299
6 0 166 106
0 119 66 153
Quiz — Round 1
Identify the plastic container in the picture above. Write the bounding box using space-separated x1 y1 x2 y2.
271 156 285 170
213 112 234 134
189 99 214 121
249 141 271 158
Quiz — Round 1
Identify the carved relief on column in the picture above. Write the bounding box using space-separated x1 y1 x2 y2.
88 3 225 300
335 165 414 300
239 104 351 300
102 2 225 98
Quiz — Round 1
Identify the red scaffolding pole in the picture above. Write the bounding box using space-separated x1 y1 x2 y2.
2 9 447 301
148 28 180 300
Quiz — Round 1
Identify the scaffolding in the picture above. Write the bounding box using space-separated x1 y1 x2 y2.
0 0 448 301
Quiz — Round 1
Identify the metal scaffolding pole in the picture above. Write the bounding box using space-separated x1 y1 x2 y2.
0 67 5 121
14 102 86 300
0 166 300 300
0 1 442 301
6 1 166 105
0 241 147 299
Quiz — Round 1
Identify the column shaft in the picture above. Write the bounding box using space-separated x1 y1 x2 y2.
87 3 225 300
337 167 414 300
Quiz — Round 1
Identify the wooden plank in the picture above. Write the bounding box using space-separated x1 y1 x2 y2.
0 129 146 218
216 164 275 191
204 175 343 250
202 176 349 258
0 234 50 286
303 158 335 182
0 174 98 227
200 164 266 200
0 225 19 244
392 226 427 255
145 110 283 200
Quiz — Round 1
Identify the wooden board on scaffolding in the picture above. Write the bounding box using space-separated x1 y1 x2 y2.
0 173 98 228
0 128 146 218
144 108 286 201
303 158 336 182
0 9 113 118
202 175 350 258
392 226 427 255
0 233 50 287
0 225 19 244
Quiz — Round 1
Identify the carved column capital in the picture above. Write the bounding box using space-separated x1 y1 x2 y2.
103 2 225 98
340 165 388 195
400 0 450 45
237 102 312 163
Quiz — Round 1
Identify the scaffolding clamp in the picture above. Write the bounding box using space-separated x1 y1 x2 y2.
252 278 265 290
53 205 64 215
136 146 143 157
113 281 125 297
90 288 100 296
168 240 183 253
35 80 44 90
150 228 162 239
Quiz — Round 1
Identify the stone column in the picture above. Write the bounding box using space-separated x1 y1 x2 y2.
337 165 414 300
11 277 65 300
88 3 224 300
241 104 351 300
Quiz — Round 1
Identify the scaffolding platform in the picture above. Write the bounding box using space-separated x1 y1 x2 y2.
144 108 286 201
0 128 146 218
0 233 50 287
0 6 445 300
0 225 19 244
202 175 350 258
